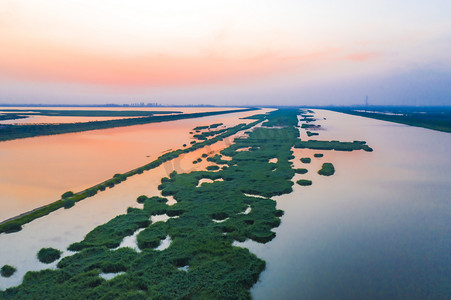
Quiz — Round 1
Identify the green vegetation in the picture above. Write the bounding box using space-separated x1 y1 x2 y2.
329 107 451 133
206 165 220 171
314 153 324 158
306 131 319 137
0 109 300 299
0 113 28 121
301 123 320 129
296 179 312 186
193 123 224 131
193 128 229 140
294 168 308 174
61 191 74 198
0 108 256 142
1 265 16 278
300 157 311 164
1 222 22 233
63 199 75 209
37 248 62 264
0 113 263 234
318 163 335 176
295 140 373 152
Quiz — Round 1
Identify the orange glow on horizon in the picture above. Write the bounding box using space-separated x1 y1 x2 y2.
0 33 345 87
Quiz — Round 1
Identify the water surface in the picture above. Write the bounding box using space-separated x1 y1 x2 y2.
245 110 450 299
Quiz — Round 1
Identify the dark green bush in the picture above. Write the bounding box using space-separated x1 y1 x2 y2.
137 195 148 204
314 153 324 158
294 168 308 174
300 157 311 163
1 265 16 277
2 222 22 233
63 199 75 209
206 165 220 171
318 163 335 176
61 191 74 199
37 248 62 264
296 179 312 186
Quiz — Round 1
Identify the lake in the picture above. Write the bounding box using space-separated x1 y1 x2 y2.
242 109 450 299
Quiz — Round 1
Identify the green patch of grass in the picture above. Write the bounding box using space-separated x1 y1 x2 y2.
295 140 373 152
300 157 311 164
294 168 308 174
61 191 74 198
314 153 324 158
296 179 312 186
1 265 16 278
318 163 335 176
306 131 319 137
37 248 62 264
63 199 75 209
206 165 220 171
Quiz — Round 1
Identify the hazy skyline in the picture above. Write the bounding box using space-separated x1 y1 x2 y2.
1 0 450 106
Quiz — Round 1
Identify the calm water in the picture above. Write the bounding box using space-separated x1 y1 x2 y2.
0 108 261 220
0 109 268 289
243 110 450 299
0 106 237 125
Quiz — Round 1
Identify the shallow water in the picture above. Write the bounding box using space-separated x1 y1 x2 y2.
243 110 451 300
0 108 263 221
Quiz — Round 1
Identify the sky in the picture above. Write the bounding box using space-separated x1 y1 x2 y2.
0 0 450 106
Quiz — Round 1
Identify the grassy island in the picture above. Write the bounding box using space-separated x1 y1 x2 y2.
294 168 308 174
37 248 62 264
318 163 335 176
300 157 311 164
1 265 16 278
295 140 373 152
296 179 312 186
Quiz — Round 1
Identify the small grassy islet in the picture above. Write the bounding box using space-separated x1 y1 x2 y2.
1 265 16 278
318 163 335 176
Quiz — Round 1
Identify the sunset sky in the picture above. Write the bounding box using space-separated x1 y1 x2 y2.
1 0 450 106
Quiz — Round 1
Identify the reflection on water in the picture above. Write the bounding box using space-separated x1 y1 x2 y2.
0 108 264 221
0 116 142 125
243 110 450 300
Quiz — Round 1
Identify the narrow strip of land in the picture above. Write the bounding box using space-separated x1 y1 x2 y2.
0 108 257 142
329 108 451 133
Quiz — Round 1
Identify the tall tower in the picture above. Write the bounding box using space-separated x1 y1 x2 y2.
365 95 368 107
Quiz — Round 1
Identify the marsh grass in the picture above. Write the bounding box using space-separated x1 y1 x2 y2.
300 157 311 164
37 248 62 264
295 140 373 152
1 265 16 278
296 179 312 186
1 109 301 299
318 163 335 176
